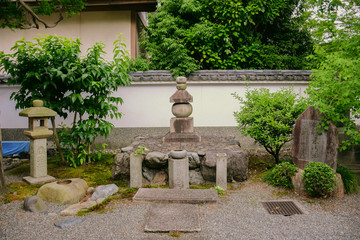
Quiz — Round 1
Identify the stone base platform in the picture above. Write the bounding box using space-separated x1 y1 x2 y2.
132 135 241 153
23 175 56 185
144 204 201 232
133 188 218 204
163 132 201 143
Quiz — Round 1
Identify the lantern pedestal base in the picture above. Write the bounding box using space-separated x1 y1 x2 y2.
23 175 56 185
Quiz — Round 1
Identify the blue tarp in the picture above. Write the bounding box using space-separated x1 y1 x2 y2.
2 141 30 156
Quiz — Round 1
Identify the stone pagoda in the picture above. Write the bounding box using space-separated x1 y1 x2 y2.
163 77 201 143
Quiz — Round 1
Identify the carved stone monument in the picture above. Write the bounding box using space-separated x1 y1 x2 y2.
19 100 57 184
163 77 201 143
292 106 339 171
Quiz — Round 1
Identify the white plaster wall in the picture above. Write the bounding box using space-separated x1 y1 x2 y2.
0 11 131 60
0 81 309 129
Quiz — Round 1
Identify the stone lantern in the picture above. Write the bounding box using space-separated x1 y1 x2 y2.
19 100 57 185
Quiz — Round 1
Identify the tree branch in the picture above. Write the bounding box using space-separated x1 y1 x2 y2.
17 0 64 29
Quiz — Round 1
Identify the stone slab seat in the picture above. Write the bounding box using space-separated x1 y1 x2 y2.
133 188 218 204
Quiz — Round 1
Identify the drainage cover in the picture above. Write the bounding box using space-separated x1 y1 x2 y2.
262 201 303 216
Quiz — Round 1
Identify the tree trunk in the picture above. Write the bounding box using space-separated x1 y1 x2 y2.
50 117 66 165
0 129 7 193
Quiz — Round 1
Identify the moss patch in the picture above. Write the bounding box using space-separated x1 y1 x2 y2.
47 154 127 187
77 187 139 216
2 182 40 204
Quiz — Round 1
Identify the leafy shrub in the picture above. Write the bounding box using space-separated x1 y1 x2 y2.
262 162 298 190
303 162 337 198
233 87 307 164
336 165 359 194
129 58 150 72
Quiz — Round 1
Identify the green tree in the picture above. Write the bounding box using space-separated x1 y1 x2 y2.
0 35 131 166
233 88 307 164
304 0 360 150
142 0 313 76
0 0 85 29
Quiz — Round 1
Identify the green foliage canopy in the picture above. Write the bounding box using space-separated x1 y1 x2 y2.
233 88 307 163
0 0 85 29
305 0 360 150
142 0 314 76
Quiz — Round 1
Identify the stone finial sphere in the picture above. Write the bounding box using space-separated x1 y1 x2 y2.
33 100 44 107
176 77 187 84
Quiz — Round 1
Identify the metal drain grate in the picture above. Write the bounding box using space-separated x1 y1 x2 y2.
262 201 303 216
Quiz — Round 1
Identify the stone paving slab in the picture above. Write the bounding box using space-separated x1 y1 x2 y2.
144 204 201 232
133 188 218 204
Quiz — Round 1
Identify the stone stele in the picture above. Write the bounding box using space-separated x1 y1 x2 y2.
292 106 338 171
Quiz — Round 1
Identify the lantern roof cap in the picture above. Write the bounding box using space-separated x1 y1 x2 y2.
19 100 57 118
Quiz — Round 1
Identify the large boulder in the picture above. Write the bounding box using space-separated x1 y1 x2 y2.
201 150 248 182
24 196 47 212
112 152 130 179
144 151 168 169
37 178 87 204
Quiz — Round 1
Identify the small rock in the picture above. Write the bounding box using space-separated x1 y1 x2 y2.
332 173 345 199
112 152 131 179
96 198 106 204
88 184 119 202
87 187 94 195
54 218 85 229
189 170 205 185
60 201 97 216
144 151 168 169
151 170 168 186
198 151 206 157
188 152 200 169
121 146 133 152
142 166 157 182
24 196 47 212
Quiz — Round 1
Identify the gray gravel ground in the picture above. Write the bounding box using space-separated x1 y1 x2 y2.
1 178 359 240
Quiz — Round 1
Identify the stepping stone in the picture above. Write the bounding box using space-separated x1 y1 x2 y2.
144 204 201 232
54 218 85 229
133 188 218 204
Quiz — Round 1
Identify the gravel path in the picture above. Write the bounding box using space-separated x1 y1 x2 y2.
1 180 359 240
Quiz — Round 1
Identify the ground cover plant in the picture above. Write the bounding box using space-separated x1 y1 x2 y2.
262 162 298 190
0 34 131 167
233 87 307 164
336 165 359 194
0 154 128 204
303 162 337 198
